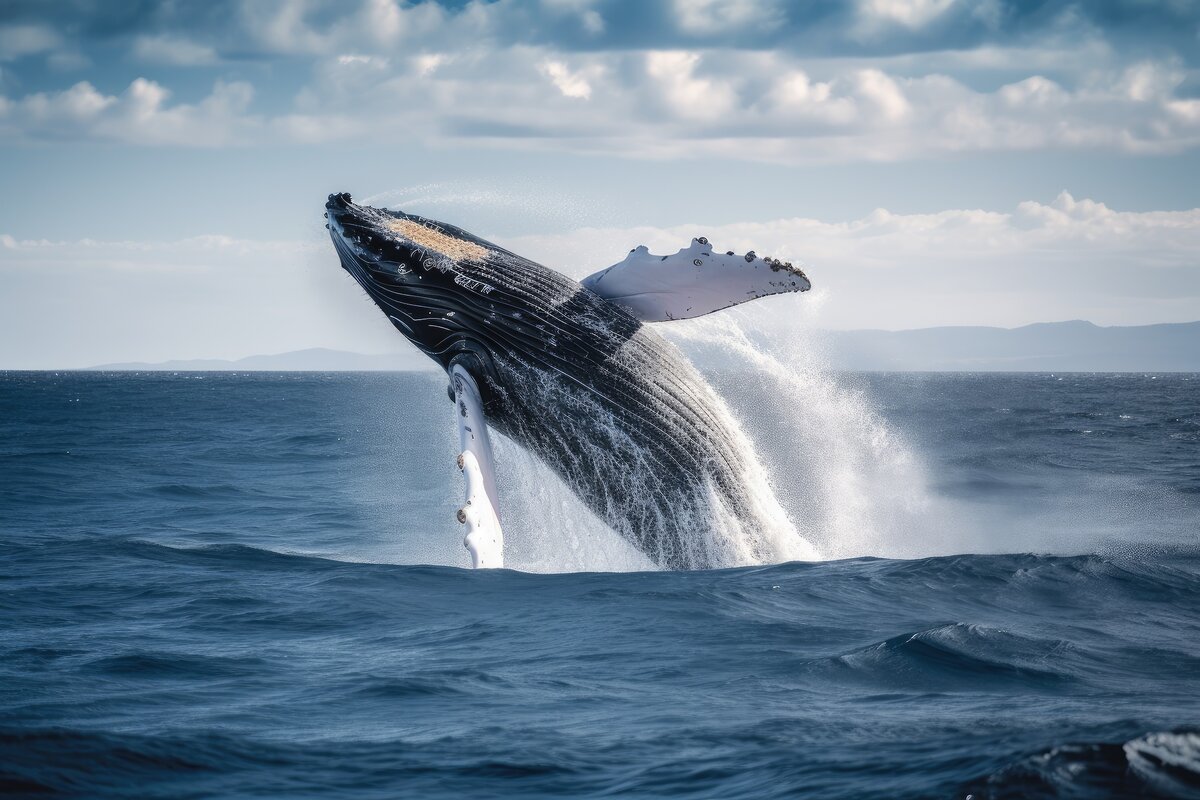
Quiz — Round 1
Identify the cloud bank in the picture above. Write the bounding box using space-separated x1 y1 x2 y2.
2 193 1196 367
0 0 1198 160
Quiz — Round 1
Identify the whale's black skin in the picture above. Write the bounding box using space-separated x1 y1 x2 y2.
325 192 777 569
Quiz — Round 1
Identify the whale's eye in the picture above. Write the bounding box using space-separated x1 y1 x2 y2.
693 259 703 266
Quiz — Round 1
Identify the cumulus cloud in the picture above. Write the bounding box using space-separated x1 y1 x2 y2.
539 59 593 99
2 46 1198 160
850 0 1005 39
673 0 785 35
0 78 257 145
644 50 737 118
4 0 1200 61
0 1 1198 161
1 43 1199 160
859 0 960 29
538 0 605 35
230 0 448 56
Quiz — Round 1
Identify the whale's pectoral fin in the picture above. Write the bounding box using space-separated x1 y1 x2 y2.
581 238 812 323
450 363 504 568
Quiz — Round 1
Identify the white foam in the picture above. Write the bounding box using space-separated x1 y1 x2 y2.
489 344 820 572
467 306 956 572
658 311 947 561
492 435 657 573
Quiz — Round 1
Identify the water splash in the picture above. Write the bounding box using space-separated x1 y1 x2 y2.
658 311 946 561
490 342 820 573
491 436 656 573
484 307 949 572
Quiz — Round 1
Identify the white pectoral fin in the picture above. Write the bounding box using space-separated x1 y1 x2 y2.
457 451 502 569
581 239 811 322
451 363 504 569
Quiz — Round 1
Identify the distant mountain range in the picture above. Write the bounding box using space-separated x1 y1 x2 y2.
85 321 1200 372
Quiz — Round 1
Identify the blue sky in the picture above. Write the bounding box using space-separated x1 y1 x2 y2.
1 0 1198 367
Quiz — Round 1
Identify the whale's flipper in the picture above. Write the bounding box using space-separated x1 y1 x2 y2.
451 363 504 568
581 238 811 322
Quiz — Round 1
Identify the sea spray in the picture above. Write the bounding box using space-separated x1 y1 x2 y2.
489 344 820 573
491 437 654 573
363 313 949 571
660 312 947 560
486 312 949 571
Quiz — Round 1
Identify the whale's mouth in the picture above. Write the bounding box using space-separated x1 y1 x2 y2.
326 192 354 210
324 193 358 243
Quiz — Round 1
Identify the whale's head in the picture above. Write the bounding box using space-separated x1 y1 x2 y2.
325 192 513 374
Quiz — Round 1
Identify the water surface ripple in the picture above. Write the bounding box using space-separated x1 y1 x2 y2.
2 372 1198 798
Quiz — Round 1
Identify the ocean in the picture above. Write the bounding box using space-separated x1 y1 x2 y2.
2 369 1198 798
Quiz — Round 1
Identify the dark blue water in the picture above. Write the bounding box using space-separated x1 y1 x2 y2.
2 371 1199 798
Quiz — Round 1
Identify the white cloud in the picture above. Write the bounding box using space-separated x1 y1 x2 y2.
644 51 738 118
0 78 257 146
998 75 1068 109
132 35 219 66
1168 98 1200 124
415 53 447 76
768 72 854 125
852 0 1007 40
337 54 372 66
234 0 447 56
0 24 87 69
1 18 1199 162
539 0 605 34
539 59 592 99
857 0 958 29
851 69 911 122
0 24 61 61
674 0 785 35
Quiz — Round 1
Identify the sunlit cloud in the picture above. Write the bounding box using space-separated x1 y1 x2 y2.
0 0 1196 161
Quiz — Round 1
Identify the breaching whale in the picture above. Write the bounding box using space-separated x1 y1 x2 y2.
324 192 815 569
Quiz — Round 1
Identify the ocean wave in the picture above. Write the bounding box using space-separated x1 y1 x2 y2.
824 623 1076 690
963 730 1200 799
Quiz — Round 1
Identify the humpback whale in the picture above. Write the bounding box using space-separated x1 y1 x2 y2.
324 192 815 569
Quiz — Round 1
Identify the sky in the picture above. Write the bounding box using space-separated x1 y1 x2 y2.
1 0 1198 368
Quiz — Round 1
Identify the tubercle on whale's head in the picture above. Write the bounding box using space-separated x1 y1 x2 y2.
324 192 494 275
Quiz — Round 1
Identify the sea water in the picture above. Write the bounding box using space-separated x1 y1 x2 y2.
2 369 1198 798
